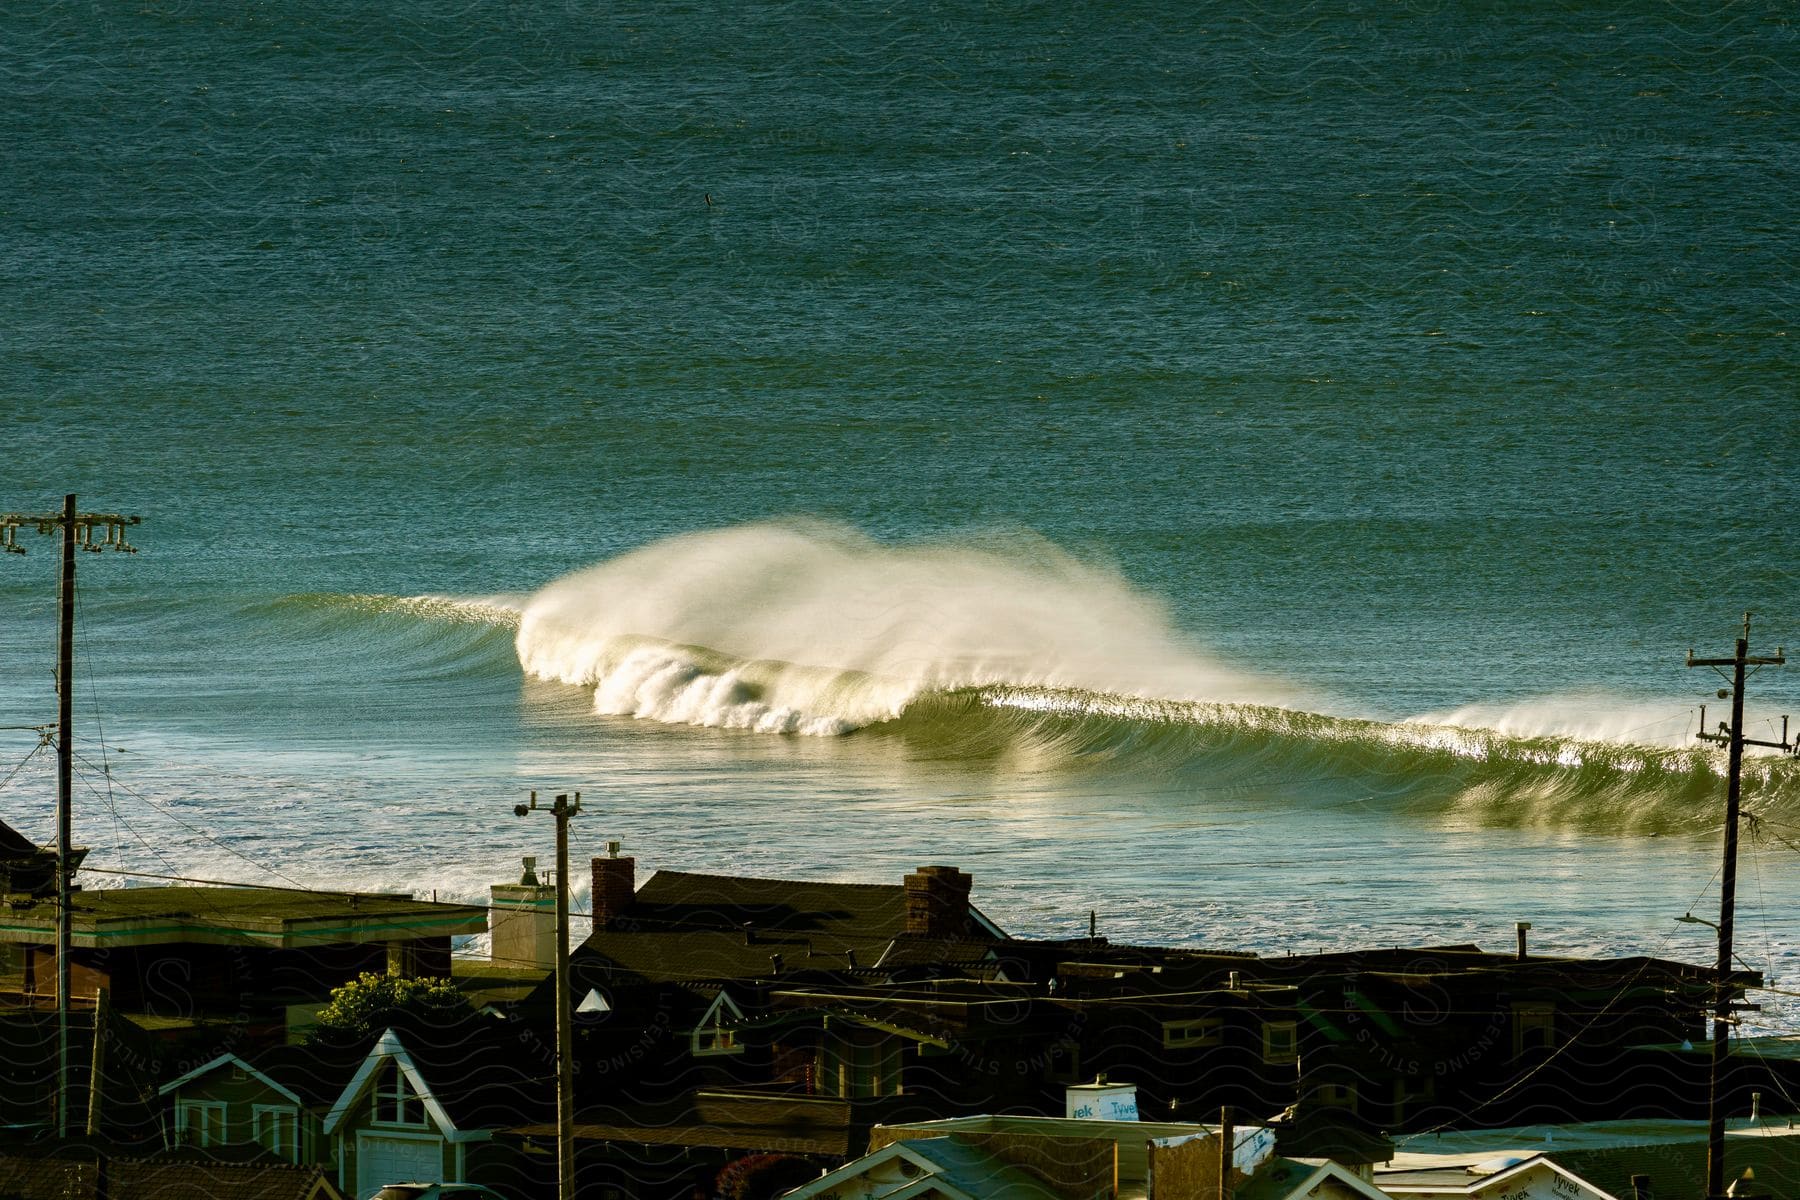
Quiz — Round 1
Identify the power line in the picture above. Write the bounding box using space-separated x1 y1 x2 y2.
69 752 311 891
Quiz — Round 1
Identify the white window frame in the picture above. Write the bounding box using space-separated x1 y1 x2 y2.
174 1099 228 1146
372 1060 430 1129
690 991 747 1058
1261 1020 1298 1065
252 1103 300 1162
1162 1017 1224 1049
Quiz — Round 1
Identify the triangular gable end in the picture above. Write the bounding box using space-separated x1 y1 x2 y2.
781 1138 953 1200
302 1175 349 1200
1471 1155 1617 1200
881 1179 977 1200
321 1027 467 1141
157 1051 304 1107
1281 1160 1396 1200
696 989 746 1029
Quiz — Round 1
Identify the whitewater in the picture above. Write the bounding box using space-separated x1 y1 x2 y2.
295 520 1796 836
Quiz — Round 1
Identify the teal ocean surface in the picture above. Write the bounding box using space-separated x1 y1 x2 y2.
2 3 1796 1019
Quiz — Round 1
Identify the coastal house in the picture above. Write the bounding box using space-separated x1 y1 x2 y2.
519 857 1011 1105
157 1044 351 1165
498 858 1013 1197
0 1000 164 1143
0 1151 347 1200
1380 1117 1800 1200
1024 941 1730 1132
321 1021 546 1200
488 853 1751 1196
0 883 487 1055
780 1112 1350 1200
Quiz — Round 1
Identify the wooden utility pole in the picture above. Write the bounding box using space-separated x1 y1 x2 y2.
86 986 108 1136
1 496 139 1139
515 790 581 1200
1686 613 1787 1199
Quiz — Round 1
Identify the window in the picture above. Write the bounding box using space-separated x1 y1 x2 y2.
690 991 747 1057
1512 1002 1555 1057
1311 1082 1356 1108
374 1061 427 1127
174 1099 227 1147
253 1105 300 1162
693 1026 740 1056
1261 1021 1298 1066
1163 1018 1224 1049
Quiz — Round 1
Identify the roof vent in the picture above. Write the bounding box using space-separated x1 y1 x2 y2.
520 857 540 886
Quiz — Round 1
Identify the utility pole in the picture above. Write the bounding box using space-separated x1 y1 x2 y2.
515 790 581 1200
1 496 139 1139
1686 612 1787 1200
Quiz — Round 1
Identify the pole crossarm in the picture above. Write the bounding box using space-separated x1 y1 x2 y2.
1684 611 1786 1199
0 511 140 555
2 495 142 1141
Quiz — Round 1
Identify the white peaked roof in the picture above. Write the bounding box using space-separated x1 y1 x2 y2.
156 1051 304 1106
321 1027 484 1143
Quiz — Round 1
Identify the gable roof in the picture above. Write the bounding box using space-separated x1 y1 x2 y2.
1237 1156 1395 1200
549 870 1007 998
631 870 909 936
158 1052 304 1106
1376 1154 1613 1197
785 1136 1062 1200
323 1022 549 1139
527 1091 860 1157
0 1153 345 1200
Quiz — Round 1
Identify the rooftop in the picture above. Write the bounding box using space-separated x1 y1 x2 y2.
1388 1116 1800 1167
0 885 486 948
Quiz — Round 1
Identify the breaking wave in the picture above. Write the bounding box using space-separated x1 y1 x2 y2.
291 521 1799 830
513 520 1299 735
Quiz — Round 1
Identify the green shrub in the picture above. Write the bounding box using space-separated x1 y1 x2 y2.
306 971 469 1043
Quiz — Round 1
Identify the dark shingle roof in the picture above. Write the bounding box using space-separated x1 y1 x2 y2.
629 870 908 940
0 1154 343 1200
557 870 1005 994
378 1018 554 1131
523 1091 858 1156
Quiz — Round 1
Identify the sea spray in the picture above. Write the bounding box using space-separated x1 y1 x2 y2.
513 519 1291 733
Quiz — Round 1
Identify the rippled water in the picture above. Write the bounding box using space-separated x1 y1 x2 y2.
2 1 1796 1024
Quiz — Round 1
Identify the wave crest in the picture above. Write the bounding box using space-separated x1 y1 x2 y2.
513 520 1290 734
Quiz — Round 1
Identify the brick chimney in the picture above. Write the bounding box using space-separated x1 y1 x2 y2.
591 847 636 931
904 865 973 938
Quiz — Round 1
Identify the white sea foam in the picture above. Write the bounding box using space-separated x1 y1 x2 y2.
514 520 1294 735
1414 696 1714 751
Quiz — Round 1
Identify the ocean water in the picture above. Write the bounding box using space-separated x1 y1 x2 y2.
2 3 1797 1025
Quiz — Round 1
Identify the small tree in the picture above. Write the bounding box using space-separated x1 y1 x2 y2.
306 971 470 1044
714 1153 818 1200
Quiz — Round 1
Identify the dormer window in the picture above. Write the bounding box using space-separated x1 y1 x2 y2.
374 1061 427 1127
1261 1021 1298 1066
690 991 747 1057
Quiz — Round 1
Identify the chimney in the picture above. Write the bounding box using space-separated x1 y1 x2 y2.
491 857 556 969
904 865 973 938
591 846 636 931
